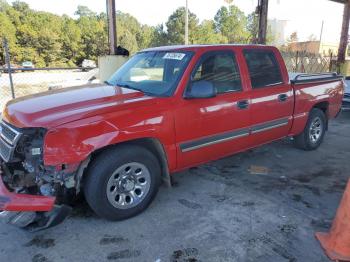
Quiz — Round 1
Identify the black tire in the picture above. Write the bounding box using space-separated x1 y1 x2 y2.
294 108 327 151
84 145 161 221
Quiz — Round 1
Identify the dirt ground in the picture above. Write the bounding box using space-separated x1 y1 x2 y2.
1 112 349 262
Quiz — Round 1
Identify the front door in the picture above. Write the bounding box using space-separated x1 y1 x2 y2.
174 49 251 169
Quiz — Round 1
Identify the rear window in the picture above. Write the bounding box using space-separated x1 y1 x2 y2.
243 50 283 88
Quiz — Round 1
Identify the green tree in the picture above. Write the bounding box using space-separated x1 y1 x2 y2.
308 34 317 41
283 31 299 51
0 11 17 63
137 25 155 50
77 15 108 62
74 5 108 64
11 0 30 15
116 11 142 53
61 16 82 65
287 32 299 43
151 24 168 47
193 20 228 44
166 7 199 44
247 12 259 43
247 12 275 44
0 0 279 67
75 5 96 17
214 5 250 43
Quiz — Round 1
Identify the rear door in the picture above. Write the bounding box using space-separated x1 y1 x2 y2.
175 49 251 169
243 48 294 145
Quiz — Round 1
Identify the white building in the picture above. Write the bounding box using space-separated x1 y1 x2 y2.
268 18 288 46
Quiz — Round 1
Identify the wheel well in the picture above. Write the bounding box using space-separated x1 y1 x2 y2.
313 101 329 117
91 138 172 187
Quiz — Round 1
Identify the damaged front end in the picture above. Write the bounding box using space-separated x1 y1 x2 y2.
0 121 83 231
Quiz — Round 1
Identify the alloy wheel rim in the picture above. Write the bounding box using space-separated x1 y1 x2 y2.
309 116 323 144
106 162 151 209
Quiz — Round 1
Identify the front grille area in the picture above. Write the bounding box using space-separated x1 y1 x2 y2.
1 124 17 142
0 122 20 145
0 121 21 162
0 138 13 162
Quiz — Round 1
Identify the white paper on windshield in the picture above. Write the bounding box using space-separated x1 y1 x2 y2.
163 53 186 60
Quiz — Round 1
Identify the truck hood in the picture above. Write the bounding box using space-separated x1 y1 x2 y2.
2 84 156 128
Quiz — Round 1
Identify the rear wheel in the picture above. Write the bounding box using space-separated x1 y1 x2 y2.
84 145 161 221
294 108 327 150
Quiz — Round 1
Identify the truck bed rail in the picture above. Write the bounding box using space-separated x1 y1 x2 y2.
290 73 343 85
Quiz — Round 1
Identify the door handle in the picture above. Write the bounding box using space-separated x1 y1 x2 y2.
237 100 249 110
278 94 288 102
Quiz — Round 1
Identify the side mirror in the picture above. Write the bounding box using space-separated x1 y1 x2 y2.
184 80 216 99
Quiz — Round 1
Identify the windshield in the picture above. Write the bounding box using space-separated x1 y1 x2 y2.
107 51 193 96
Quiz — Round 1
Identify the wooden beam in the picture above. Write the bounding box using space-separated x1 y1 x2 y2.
185 0 189 45
106 0 117 55
258 0 269 44
338 0 350 64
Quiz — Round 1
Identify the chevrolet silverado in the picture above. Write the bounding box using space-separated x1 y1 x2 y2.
0 45 344 230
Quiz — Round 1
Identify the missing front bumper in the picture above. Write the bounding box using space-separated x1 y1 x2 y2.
0 205 72 231
0 174 55 212
0 167 72 231
0 210 36 228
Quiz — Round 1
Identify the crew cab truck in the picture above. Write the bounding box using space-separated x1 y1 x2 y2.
0 45 344 230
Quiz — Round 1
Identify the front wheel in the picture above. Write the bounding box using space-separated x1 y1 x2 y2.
294 108 327 151
84 145 161 221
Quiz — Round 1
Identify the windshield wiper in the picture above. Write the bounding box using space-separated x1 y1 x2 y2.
104 80 113 86
116 83 154 96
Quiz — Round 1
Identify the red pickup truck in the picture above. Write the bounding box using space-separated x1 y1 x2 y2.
0 45 344 230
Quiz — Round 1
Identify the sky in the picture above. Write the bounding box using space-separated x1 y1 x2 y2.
9 0 345 43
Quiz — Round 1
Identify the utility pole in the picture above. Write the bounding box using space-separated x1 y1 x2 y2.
319 20 324 42
338 0 350 67
257 0 269 44
185 0 189 45
106 0 117 55
319 20 324 54
3 38 15 99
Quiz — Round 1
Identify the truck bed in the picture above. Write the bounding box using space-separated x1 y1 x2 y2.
289 72 343 84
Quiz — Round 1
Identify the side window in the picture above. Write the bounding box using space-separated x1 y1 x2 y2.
243 50 283 89
192 52 242 94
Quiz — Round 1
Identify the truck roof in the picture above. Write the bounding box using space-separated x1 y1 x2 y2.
142 44 275 52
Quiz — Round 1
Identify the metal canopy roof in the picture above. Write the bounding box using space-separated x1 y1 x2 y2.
329 0 347 4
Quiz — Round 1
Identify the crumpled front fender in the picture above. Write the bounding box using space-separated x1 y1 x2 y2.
43 111 174 167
